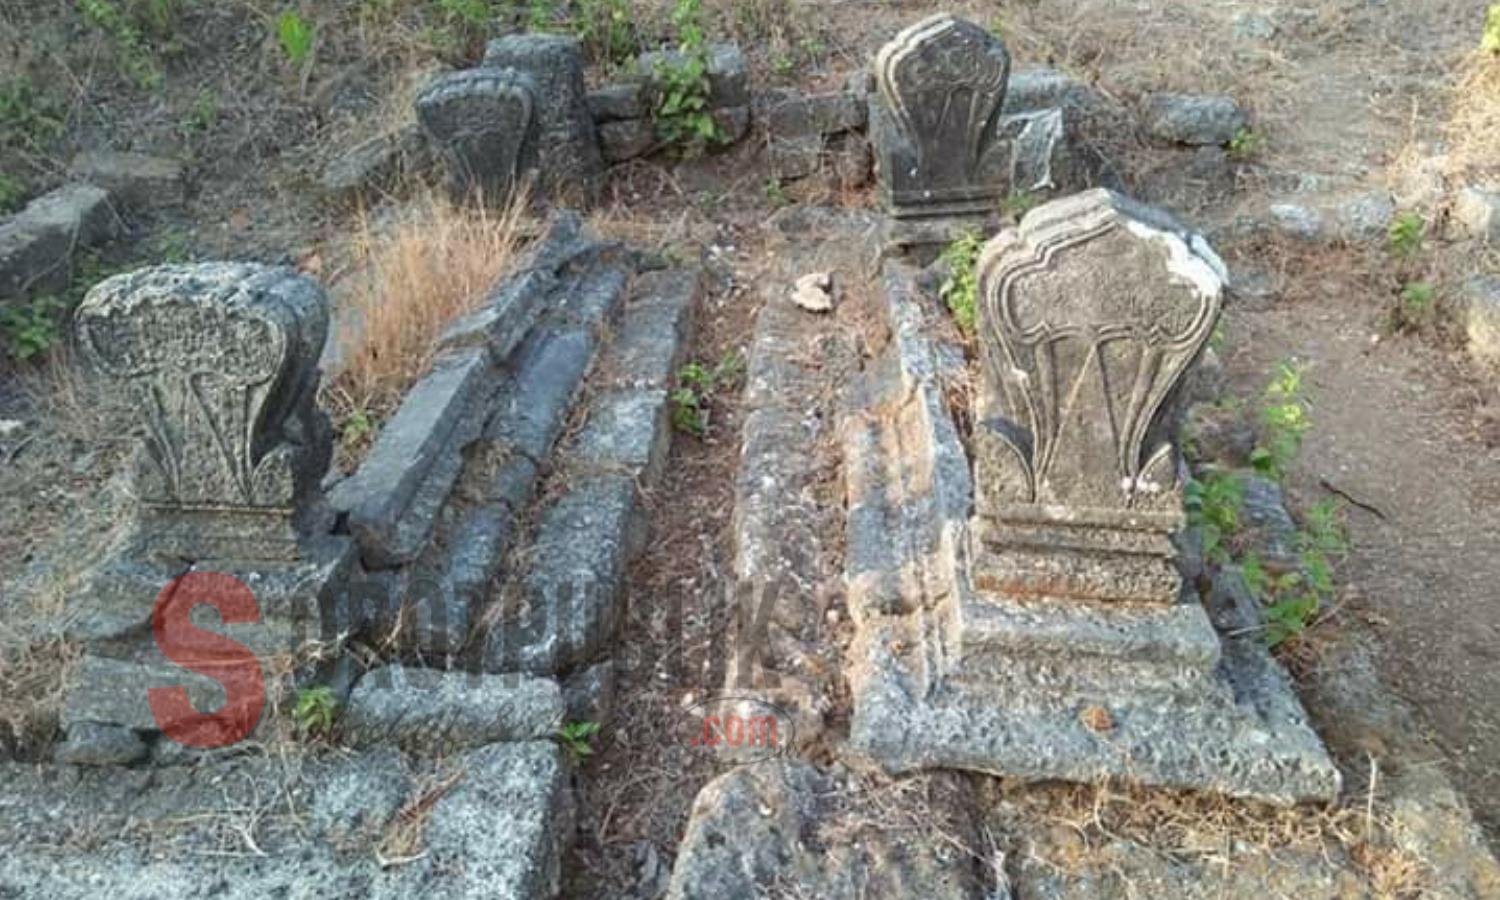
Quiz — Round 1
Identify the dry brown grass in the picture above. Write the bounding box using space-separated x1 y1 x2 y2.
1446 50 1500 184
322 191 528 467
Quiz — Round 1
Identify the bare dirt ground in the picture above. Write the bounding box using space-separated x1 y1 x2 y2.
1223 275 1500 844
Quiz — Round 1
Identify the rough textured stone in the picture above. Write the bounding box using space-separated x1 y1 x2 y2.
76 263 332 561
1453 185 1500 242
343 664 563 751
485 328 593 462
870 14 1011 218
768 134 823 181
1233 10 1277 40
568 389 671 486
595 268 700 390
484 34 605 204
1268 202 1326 241
970 189 1223 604
586 81 647 121
54 721 149 766
484 474 641 675
764 91 867 139
335 348 490 569
0 183 118 299
416 68 538 203
69 151 186 209
562 659 615 722
311 746 409 854
1141 93 1247 145
1462 275 1500 368
843 255 1337 804
414 741 574 900
1334 191 1395 241
63 655 242 735
598 118 655 162
668 762 983 900
320 126 427 205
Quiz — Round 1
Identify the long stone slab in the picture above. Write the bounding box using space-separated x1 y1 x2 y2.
342 664 563 751
333 348 492 569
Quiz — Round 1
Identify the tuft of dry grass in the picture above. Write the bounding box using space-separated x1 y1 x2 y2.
1446 50 1500 184
323 192 528 467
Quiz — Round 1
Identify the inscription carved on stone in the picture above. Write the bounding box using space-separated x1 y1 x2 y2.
871 14 1011 218
75 263 332 560
970 189 1224 602
417 68 538 203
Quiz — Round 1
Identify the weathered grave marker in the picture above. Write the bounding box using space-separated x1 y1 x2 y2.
871 14 1011 219
846 190 1340 803
417 68 538 204
76 263 332 561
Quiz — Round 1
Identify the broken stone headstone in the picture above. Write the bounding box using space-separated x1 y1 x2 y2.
416 68 538 204
75 263 332 561
483 34 605 205
970 189 1223 603
870 14 1011 218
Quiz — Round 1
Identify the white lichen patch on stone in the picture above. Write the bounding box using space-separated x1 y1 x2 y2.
1124 218 1226 299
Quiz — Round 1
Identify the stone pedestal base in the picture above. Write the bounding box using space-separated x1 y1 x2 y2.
843 263 1338 805
848 582 1340 804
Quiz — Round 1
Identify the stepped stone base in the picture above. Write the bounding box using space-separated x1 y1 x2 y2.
844 264 1338 805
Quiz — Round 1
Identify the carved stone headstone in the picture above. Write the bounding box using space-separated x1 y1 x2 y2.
870 14 1011 218
417 68 538 203
484 34 606 206
969 189 1222 603
844 192 1339 803
75 263 332 561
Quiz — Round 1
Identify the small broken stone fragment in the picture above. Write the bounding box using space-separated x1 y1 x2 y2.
791 272 834 312
1080 705 1115 733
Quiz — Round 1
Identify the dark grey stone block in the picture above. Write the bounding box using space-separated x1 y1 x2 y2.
568 389 670 486
763 91 866 139
485 328 594 462
416 68 538 203
596 268 699 390
1141 92 1248 146
0 183 119 299
54 722 149 766
69 152 187 210
484 34 605 205
336 349 492 569
343 664 564 751
483 474 640 675
586 82 648 121
599 118 655 162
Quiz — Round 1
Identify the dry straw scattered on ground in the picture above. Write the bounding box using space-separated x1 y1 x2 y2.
322 191 528 467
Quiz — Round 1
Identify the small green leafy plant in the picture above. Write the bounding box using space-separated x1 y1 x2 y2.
671 351 741 438
0 297 66 361
765 176 790 208
555 720 601 763
277 11 316 66
1226 126 1264 159
76 0 170 89
0 76 65 150
938 231 984 335
1484 3 1500 54
293 686 338 737
1249 361 1308 480
1387 211 1425 258
0 173 27 214
654 0 726 151
1185 470 1246 564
